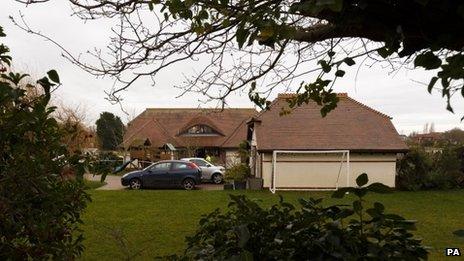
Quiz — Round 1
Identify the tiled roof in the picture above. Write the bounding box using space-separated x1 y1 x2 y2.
252 93 407 152
122 108 257 149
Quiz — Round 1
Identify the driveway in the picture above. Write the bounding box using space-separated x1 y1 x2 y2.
85 174 124 190
84 174 223 191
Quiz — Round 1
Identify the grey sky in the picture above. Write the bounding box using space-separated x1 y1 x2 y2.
1 1 463 134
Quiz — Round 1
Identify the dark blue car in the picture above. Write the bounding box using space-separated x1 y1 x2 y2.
121 160 202 190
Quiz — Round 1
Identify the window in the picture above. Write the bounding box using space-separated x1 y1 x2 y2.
191 159 208 167
180 124 220 136
151 162 171 171
172 162 189 170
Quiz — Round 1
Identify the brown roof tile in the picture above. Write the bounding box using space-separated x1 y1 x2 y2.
253 94 407 152
123 108 257 149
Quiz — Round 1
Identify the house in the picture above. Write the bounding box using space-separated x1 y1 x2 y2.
410 132 444 145
122 108 257 166
247 93 408 189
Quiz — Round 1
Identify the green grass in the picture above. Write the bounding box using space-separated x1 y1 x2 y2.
80 190 464 260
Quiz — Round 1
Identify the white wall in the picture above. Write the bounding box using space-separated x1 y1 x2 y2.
260 152 398 188
225 150 241 168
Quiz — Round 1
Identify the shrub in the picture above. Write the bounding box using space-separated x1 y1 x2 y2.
396 147 432 190
171 174 428 260
397 146 464 190
429 147 464 189
225 164 250 182
0 26 90 259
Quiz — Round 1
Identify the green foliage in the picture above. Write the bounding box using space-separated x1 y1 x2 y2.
396 148 433 191
20 0 464 117
237 140 250 162
429 147 463 189
397 146 464 190
225 164 250 182
414 51 464 113
96 112 125 151
284 79 339 117
0 26 90 259
443 128 464 144
148 0 464 115
171 174 428 260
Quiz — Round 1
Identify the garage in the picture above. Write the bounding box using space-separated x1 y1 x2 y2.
247 93 408 191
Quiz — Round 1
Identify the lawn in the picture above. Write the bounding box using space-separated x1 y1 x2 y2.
80 189 464 260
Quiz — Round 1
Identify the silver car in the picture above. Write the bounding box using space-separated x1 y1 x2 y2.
181 158 225 184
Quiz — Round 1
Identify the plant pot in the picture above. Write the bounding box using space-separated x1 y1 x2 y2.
233 180 247 190
223 183 234 190
247 177 263 190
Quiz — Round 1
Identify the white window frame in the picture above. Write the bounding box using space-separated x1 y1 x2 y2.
270 150 350 194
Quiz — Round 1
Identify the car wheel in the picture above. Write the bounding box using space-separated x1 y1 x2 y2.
129 178 142 190
182 178 195 190
212 173 223 184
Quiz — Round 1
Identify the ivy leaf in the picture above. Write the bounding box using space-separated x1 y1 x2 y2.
198 9 209 20
343 57 355 66
414 51 442 70
377 46 397 58
367 182 391 194
374 202 385 212
353 187 368 198
318 60 331 73
236 25 249 49
428 76 438 94
356 173 368 187
353 200 363 213
335 70 345 77
377 47 389 58
446 101 454 113
47 70 60 84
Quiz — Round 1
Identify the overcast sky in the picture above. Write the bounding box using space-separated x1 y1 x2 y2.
2 1 463 135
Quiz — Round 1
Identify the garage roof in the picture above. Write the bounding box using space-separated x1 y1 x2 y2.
251 93 408 152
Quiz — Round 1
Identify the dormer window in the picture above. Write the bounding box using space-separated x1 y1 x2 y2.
180 124 221 136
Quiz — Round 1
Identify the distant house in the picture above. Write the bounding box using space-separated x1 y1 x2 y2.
81 128 98 155
410 132 444 145
247 93 407 189
122 108 256 166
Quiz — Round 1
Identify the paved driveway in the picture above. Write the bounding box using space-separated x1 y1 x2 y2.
85 174 124 190
84 174 223 191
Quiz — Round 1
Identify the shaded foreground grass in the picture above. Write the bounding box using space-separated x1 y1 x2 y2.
81 189 464 260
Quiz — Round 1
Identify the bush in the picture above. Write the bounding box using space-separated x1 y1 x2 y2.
225 164 250 182
0 26 89 259
429 147 464 189
170 174 428 260
396 148 432 190
397 146 464 190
